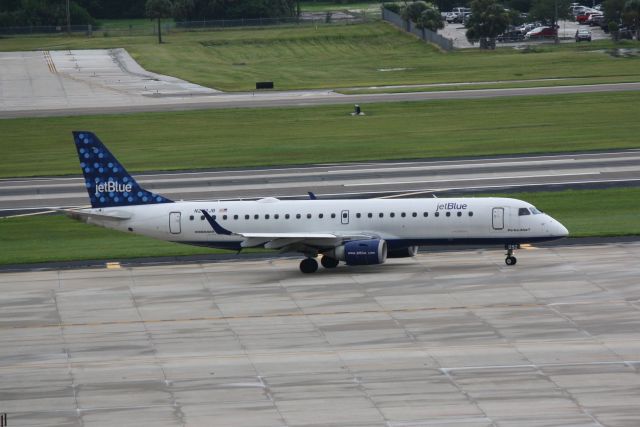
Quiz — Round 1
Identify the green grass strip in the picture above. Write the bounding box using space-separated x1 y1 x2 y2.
2 92 640 178
1 187 638 266
1 22 639 91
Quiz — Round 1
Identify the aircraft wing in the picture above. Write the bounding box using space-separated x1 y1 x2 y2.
199 210 375 250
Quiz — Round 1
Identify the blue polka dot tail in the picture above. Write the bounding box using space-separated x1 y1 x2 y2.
72 131 173 208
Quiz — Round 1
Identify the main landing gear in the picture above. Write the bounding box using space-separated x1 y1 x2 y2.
300 256 340 273
505 244 519 266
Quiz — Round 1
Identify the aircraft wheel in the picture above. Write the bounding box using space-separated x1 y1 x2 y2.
321 256 339 269
505 256 517 266
300 257 319 274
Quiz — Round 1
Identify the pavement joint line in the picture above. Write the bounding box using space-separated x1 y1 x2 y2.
439 360 640 373
1 299 634 331
3 340 640 372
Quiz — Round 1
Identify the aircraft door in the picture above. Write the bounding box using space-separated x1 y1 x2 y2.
169 212 181 234
492 207 504 230
341 210 350 225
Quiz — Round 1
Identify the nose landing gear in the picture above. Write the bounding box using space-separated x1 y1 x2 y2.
505 244 519 266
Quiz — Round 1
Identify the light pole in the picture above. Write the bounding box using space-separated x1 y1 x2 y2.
554 0 559 44
66 0 71 34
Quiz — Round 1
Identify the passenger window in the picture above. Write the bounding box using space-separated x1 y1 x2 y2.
469 212 474 217
307 213 312 219
457 212 462 217
296 214 301 219
254 214 259 220
446 212 451 217
285 214 290 219
342 212 348 218
201 215 205 220
401 212 406 218
234 215 238 220
319 213 323 219
223 215 228 220
379 213 384 218
274 214 279 219
423 212 428 217
265 214 270 220
189 215 194 221
331 213 336 219
356 213 361 218
390 212 395 218
368 213 373 218
519 208 531 216
412 212 417 217
435 212 440 217
245 214 250 220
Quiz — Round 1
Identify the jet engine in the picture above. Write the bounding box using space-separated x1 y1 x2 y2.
387 245 418 258
325 239 387 265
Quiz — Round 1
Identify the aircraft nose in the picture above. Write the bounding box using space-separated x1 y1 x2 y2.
554 220 569 237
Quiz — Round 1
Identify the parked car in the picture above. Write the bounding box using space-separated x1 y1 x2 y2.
617 27 634 39
588 13 605 26
576 12 592 24
575 28 592 41
497 30 525 42
524 26 557 39
445 12 457 23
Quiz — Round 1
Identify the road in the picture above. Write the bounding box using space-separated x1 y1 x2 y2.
3 82 640 119
2 149 639 215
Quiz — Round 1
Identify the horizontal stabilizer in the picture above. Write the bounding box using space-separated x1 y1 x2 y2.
58 208 132 221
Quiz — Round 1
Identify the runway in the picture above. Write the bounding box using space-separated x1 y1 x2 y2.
2 149 640 214
1 242 640 426
1 50 640 119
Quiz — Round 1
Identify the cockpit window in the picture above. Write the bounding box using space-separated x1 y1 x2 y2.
518 208 531 216
529 207 543 214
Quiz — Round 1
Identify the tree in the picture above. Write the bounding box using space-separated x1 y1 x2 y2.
402 1 429 23
623 0 640 39
529 0 571 27
416 4 444 32
465 0 509 49
603 0 626 25
146 0 172 43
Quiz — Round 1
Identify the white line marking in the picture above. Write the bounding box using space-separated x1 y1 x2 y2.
344 172 599 187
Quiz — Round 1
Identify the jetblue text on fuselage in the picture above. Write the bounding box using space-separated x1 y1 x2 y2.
95 181 133 196
435 202 468 212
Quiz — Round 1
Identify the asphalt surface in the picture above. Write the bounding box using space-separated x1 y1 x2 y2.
2 149 639 216
2 243 640 426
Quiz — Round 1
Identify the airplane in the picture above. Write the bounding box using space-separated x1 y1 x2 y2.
64 131 569 273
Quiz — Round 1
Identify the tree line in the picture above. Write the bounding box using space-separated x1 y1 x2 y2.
386 0 639 49
0 0 298 27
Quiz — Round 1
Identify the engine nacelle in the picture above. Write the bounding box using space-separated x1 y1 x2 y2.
326 239 387 266
387 245 419 258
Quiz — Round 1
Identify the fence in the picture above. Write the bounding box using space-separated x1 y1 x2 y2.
0 14 369 37
382 8 453 51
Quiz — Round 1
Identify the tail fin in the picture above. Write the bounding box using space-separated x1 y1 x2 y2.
73 131 173 208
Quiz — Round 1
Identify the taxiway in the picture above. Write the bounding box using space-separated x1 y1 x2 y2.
1 243 640 426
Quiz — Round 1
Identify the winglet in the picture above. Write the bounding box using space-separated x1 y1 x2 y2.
201 210 234 235
308 192 317 200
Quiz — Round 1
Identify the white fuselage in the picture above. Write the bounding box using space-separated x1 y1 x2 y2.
81 197 568 250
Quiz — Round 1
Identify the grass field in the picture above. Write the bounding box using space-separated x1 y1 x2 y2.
0 22 638 91
1 187 638 266
1 92 639 178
